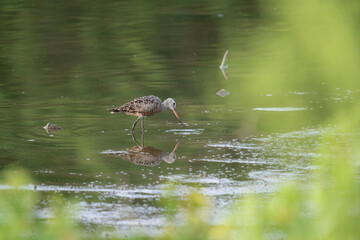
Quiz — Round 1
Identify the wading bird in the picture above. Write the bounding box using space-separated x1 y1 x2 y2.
108 95 183 132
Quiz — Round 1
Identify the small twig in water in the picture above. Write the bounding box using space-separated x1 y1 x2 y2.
219 50 229 69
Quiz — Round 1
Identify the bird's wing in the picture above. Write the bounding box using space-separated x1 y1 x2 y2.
121 96 162 116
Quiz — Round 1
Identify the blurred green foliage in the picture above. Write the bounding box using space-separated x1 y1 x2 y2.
0 168 84 240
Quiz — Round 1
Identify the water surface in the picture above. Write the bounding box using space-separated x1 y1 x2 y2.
1 0 358 237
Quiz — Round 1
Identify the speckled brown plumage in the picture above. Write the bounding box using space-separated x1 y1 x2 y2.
108 95 163 117
108 95 183 133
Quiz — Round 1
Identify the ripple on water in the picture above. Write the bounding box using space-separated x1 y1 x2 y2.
1 184 162 199
253 107 307 111
75 202 165 238
165 128 204 135
196 158 272 165
159 174 235 185
100 150 127 155
207 142 262 150
249 169 309 182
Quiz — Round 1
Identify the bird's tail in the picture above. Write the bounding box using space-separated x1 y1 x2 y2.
108 107 122 114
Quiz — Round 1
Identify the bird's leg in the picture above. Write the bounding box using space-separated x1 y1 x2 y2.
141 131 144 147
141 117 145 146
141 117 145 133
131 117 141 133
131 131 141 147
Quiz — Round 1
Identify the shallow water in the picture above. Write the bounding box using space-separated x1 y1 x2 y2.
1 0 359 237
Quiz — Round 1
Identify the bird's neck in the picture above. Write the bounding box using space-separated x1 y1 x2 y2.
161 101 169 112
161 104 168 112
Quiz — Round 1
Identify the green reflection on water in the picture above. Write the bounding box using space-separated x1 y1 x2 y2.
0 0 359 211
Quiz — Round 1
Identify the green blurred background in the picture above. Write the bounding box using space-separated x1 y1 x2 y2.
0 0 359 238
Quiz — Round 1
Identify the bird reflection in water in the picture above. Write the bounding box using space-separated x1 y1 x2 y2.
105 132 181 167
43 122 62 134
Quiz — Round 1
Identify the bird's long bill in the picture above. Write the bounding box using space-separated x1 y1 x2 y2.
172 109 182 124
172 138 182 153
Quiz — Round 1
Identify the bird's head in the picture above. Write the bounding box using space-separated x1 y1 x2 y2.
164 98 182 124
164 98 177 110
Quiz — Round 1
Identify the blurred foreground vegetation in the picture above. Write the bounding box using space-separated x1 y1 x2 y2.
1 0 360 239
